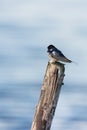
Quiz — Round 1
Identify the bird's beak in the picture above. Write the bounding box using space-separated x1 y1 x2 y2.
47 50 49 53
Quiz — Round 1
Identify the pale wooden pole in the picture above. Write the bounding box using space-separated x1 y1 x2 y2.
31 61 65 130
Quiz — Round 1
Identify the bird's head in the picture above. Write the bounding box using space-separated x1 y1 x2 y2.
47 44 55 53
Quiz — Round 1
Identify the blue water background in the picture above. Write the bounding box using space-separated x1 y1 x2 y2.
0 0 87 130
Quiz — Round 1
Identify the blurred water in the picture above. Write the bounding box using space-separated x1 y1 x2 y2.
0 82 39 130
0 42 87 130
0 0 87 130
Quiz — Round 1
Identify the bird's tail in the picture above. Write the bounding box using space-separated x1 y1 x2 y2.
60 57 78 65
60 57 72 63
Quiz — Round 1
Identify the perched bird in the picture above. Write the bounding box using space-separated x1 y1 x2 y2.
47 45 72 63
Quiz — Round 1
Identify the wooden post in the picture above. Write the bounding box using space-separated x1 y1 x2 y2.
31 61 65 130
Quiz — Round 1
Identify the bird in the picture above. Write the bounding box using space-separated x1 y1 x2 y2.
47 45 72 63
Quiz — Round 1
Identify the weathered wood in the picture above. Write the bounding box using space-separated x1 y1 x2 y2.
31 61 65 130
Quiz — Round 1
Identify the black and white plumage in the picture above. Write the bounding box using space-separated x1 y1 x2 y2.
47 45 72 63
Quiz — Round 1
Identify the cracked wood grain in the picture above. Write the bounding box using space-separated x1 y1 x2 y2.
31 62 65 130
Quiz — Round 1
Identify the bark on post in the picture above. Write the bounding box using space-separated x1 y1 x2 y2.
31 61 65 130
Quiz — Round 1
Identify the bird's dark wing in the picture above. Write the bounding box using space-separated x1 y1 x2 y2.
51 50 72 63
51 49 65 59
